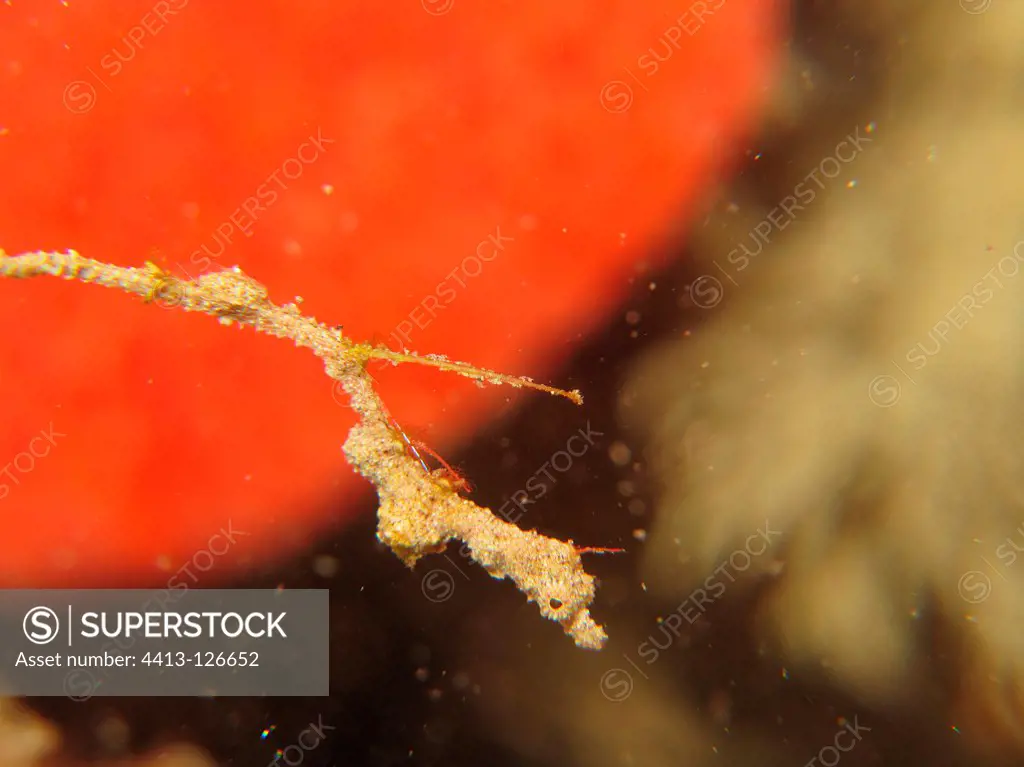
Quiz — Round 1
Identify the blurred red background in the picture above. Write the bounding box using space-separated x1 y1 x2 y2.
0 1 784 587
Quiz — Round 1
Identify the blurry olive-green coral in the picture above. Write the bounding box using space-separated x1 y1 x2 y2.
622 0 1024 755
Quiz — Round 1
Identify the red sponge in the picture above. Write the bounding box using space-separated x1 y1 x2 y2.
0 0 785 586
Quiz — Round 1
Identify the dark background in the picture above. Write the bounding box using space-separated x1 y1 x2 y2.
24 3 1012 766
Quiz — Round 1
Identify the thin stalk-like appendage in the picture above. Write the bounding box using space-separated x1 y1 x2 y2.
359 346 583 405
0 250 581 404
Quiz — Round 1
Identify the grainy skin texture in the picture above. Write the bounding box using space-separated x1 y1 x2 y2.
0 249 606 650
343 397 605 649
